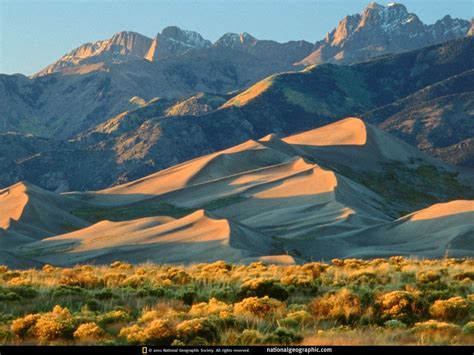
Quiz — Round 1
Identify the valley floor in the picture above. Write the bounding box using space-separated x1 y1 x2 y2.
0 257 472 345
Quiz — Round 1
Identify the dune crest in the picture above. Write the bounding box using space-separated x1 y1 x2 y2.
284 117 367 146
407 200 474 221
3 117 474 266
0 182 30 229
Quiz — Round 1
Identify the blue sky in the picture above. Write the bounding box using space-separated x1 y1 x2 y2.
0 0 472 75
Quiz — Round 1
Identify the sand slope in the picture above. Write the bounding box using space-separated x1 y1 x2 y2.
284 117 445 171
17 210 275 265
3 117 474 266
0 182 90 242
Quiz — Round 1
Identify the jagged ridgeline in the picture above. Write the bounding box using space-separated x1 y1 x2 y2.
1 37 473 192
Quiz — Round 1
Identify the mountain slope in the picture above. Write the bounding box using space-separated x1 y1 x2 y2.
363 70 474 167
35 31 153 77
298 2 471 66
2 37 472 192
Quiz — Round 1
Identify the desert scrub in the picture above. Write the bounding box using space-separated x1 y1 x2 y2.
176 318 219 345
189 298 232 318
282 310 313 329
1 258 473 345
310 288 361 324
234 296 285 319
97 309 131 326
119 319 176 345
239 278 289 301
429 297 471 322
73 322 104 341
264 327 303 345
376 291 418 324
11 314 40 338
11 306 76 343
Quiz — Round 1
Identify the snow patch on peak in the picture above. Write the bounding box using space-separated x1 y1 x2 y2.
160 26 211 48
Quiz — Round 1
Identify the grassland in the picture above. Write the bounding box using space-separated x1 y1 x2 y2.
0 257 472 345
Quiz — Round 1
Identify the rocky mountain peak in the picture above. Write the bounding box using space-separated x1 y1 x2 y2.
214 32 257 48
298 2 470 66
160 26 212 48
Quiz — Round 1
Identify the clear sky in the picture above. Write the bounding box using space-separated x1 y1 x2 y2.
0 0 472 75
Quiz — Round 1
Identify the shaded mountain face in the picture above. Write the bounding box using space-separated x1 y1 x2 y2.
363 70 474 167
0 47 302 139
298 2 471 65
2 37 473 192
214 32 314 67
0 27 315 139
2 118 473 267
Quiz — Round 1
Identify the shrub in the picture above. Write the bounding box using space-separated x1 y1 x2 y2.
98 309 130 325
94 288 116 300
234 296 285 319
73 322 104 340
462 321 474 334
52 285 86 297
282 310 313 328
120 319 176 345
264 327 303 345
310 288 361 323
453 272 474 281
176 318 219 344
11 314 40 338
9 286 38 298
121 275 146 288
429 297 470 321
144 319 177 345
59 273 104 288
179 288 197 305
377 291 416 323
165 269 192 285
417 270 443 284
210 285 239 302
0 288 20 301
237 329 265 345
189 298 232 318
32 305 75 342
239 278 289 301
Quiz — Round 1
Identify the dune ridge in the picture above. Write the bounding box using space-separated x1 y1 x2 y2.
2 117 473 266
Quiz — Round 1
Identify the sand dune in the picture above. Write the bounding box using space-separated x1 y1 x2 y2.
340 200 474 259
3 117 474 266
79 139 294 206
0 182 89 242
17 210 275 265
284 117 444 171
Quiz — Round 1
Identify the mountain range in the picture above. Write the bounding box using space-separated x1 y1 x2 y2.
0 2 471 140
1 117 473 267
1 36 472 192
